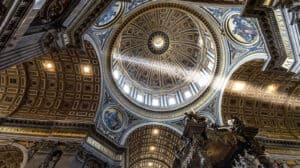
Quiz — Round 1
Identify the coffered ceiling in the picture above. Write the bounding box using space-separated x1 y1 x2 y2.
0 41 101 122
222 60 300 140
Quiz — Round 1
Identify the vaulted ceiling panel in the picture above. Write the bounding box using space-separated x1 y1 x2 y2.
126 125 183 168
0 42 101 122
222 60 300 140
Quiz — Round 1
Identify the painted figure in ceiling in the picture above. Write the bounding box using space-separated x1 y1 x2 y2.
104 107 123 131
230 14 258 44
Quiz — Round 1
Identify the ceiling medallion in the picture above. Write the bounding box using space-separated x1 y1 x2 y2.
93 1 124 29
102 106 125 132
106 3 225 119
148 31 169 55
225 13 259 46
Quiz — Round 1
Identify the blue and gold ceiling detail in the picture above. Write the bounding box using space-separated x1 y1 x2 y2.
86 0 268 145
91 2 226 122
93 1 125 29
0 1 299 167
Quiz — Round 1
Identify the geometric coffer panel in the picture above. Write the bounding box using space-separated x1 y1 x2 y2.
0 41 101 122
126 125 183 168
222 60 300 140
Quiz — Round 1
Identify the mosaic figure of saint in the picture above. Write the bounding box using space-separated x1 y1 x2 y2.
230 14 258 44
104 108 123 131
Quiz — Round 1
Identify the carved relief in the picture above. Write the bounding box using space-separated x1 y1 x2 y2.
242 3 297 71
0 3 7 21
70 0 112 47
0 0 32 51
39 150 63 168
38 0 71 24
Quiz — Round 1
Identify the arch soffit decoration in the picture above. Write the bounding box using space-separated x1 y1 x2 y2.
125 125 183 168
120 122 183 145
83 34 105 121
217 52 269 125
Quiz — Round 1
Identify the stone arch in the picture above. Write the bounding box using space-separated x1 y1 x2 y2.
217 52 268 124
120 122 182 145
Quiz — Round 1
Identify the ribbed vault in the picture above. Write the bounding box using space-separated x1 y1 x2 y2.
126 125 183 168
0 41 101 122
222 60 300 140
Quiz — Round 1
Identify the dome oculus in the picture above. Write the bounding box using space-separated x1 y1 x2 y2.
111 5 219 112
148 31 169 55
